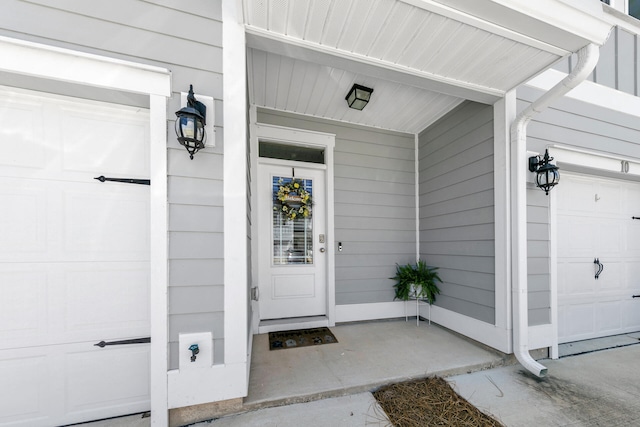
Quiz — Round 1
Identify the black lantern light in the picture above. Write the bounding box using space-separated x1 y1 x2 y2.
529 149 560 195
345 84 373 110
175 85 207 160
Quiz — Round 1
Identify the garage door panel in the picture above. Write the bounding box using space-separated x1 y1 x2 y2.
596 182 623 214
60 105 149 177
622 299 640 329
627 226 640 253
598 223 623 254
62 266 150 338
66 346 150 416
0 184 47 256
557 218 595 256
596 301 622 333
0 96 47 171
0 353 51 426
597 261 623 291
565 304 595 338
558 261 593 295
64 187 149 258
556 176 592 212
0 269 48 346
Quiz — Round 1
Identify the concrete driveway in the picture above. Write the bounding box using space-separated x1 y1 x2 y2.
451 344 640 426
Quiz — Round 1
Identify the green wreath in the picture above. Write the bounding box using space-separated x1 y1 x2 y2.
273 178 312 221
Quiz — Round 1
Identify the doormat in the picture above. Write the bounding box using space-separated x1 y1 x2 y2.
269 327 338 350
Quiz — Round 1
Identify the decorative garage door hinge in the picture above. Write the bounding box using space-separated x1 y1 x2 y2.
94 337 151 347
94 176 150 185
633 216 640 220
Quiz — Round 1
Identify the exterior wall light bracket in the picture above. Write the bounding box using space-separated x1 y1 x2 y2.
175 84 207 160
528 148 560 195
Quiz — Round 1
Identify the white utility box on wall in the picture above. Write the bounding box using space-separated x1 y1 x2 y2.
178 332 214 370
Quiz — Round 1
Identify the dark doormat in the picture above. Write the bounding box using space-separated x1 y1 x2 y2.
269 327 338 350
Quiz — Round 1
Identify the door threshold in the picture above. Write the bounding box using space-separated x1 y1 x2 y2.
258 316 329 334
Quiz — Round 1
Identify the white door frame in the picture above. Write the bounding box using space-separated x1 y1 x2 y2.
250 118 336 331
0 36 171 426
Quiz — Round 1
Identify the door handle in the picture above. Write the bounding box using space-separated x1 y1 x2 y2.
319 248 326 253
594 258 604 280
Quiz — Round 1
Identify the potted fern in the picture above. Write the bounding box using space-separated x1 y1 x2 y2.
391 260 442 304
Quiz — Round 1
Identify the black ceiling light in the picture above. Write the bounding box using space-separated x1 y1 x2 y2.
529 149 560 195
175 84 207 160
345 84 373 110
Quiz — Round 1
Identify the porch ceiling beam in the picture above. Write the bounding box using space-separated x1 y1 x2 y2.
245 27 502 105
399 0 570 56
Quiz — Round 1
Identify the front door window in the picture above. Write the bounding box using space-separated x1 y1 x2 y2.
272 176 313 265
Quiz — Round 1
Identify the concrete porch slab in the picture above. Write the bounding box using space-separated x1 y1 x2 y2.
244 319 508 410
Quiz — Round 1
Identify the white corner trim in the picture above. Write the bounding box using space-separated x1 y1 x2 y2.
167 363 248 409
493 92 515 340
528 324 555 351
526 69 640 115
149 95 169 427
424 306 511 353
0 35 171 96
223 0 248 369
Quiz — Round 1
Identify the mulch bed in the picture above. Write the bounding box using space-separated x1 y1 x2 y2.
373 376 504 427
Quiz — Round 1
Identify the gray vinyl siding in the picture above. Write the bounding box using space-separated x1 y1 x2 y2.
418 101 495 324
518 85 640 325
257 109 416 305
0 0 226 369
553 26 640 97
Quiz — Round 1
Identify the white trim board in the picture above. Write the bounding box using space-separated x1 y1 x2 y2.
0 35 171 426
421 305 511 353
526 69 640 116
335 302 410 323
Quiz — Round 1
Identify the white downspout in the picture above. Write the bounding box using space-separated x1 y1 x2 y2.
511 43 600 377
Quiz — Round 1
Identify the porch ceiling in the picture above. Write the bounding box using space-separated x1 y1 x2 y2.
243 0 612 134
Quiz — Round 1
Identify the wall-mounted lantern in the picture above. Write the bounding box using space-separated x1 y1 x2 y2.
175 85 207 160
345 84 373 110
529 148 560 195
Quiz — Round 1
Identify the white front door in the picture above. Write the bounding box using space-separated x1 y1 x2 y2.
0 87 151 426
557 173 640 343
258 162 327 320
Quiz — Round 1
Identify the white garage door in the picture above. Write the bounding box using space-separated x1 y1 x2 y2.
557 173 640 343
0 87 151 426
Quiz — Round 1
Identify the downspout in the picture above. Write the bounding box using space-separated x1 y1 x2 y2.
511 43 599 377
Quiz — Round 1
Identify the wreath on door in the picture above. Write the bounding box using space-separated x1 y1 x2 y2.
274 178 312 221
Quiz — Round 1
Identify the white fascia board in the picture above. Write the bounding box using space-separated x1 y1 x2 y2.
485 0 613 47
0 36 171 96
526 68 640 116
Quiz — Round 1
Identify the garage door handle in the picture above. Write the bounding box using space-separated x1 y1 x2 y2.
633 295 640 298
633 217 640 220
594 258 604 280
94 176 150 186
94 337 151 348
